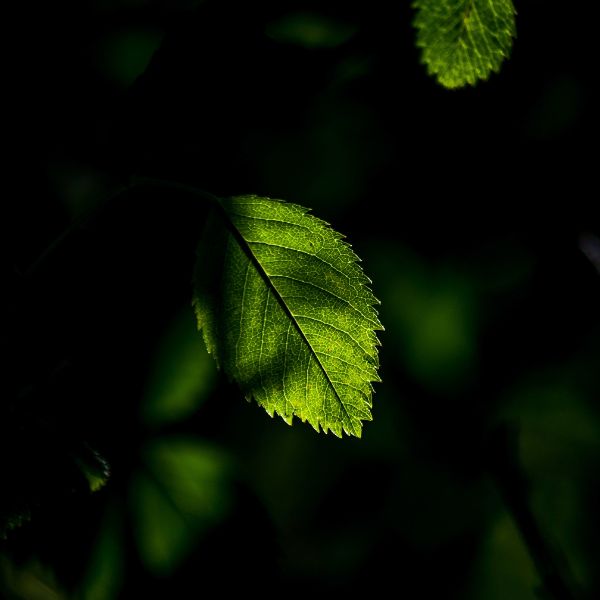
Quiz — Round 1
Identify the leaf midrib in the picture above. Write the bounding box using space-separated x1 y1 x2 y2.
216 203 353 426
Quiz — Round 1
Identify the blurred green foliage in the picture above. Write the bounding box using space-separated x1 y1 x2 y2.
142 309 216 427
473 513 538 600
371 245 479 392
131 437 232 575
413 0 516 89
266 12 357 48
97 29 163 86
79 506 124 600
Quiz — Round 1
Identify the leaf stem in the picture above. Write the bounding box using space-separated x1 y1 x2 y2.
22 177 220 279
23 184 135 279
130 176 222 207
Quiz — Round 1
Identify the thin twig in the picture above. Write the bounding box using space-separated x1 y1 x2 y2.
22 177 218 279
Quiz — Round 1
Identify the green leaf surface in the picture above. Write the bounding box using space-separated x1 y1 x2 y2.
193 196 382 438
413 0 516 89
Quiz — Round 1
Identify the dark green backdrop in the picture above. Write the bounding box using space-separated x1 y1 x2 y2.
2 1 598 598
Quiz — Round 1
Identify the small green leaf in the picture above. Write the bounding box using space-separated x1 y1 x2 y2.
413 0 516 89
74 446 110 493
193 196 382 438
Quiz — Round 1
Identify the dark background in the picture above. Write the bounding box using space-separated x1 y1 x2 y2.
2 1 598 598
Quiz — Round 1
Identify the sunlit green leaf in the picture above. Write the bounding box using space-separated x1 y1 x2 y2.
413 0 516 88
193 196 382 437
131 437 232 575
